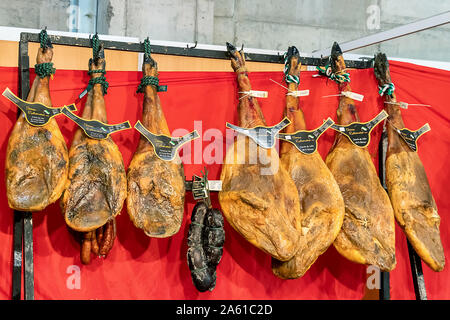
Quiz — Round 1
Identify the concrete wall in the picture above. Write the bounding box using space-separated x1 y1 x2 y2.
0 0 449 62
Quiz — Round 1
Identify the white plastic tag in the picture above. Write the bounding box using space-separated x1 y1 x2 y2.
287 90 310 97
239 90 268 98
342 91 364 101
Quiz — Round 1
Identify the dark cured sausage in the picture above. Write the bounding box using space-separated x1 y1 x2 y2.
187 201 214 292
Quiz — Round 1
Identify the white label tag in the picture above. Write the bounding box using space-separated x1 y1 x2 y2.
306 66 317 71
285 135 291 140
399 102 409 109
208 180 222 191
342 91 364 101
287 90 310 97
239 90 268 98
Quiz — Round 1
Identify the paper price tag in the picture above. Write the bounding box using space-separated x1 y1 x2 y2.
342 91 364 101
330 110 388 148
396 123 431 152
61 107 131 140
226 117 291 149
287 90 310 97
239 90 268 98
2 87 77 126
278 118 334 154
135 121 199 161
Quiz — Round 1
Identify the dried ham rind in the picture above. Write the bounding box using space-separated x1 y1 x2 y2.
126 54 185 238
6 45 69 212
326 43 396 271
272 47 345 279
374 53 445 272
218 43 302 262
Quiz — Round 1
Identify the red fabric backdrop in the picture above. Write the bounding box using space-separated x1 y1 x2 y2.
0 60 448 300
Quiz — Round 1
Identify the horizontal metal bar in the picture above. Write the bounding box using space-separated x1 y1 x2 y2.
312 11 450 58
20 32 372 68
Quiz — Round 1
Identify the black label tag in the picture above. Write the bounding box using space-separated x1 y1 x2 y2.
192 175 208 200
331 110 388 148
157 85 167 92
396 123 430 152
226 117 291 149
2 87 77 126
134 120 199 161
278 117 334 154
61 107 131 139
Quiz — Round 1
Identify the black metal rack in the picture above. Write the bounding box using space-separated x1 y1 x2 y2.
13 31 424 300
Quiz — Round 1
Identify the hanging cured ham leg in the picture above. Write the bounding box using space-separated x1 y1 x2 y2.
127 44 185 238
218 43 302 262
325 43 396 271
374 53 445 271
61 43 126 264
271 47 345 279
6 32 68 211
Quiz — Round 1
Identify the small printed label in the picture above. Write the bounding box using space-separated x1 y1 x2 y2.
157 85 168 92
397 123 430 152
342 91 364 101
192 175 208 200
278 117 334 154
239 90 268 98
208 180 222 191
306 66 317 71
61 107 131 140
287 90 310 97
135 120 199 161
399 102 409 109
2 87 77 126
331 110 388 148
226 117 291 149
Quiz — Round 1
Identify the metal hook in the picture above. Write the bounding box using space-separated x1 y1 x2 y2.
187 41 198 49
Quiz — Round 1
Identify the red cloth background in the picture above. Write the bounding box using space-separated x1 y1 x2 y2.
0 60 448 300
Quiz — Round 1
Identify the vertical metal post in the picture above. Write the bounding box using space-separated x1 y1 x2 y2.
378 126 390 300
407 240 427 300
15 33 34 300
11 213 23 300
23 212 34 300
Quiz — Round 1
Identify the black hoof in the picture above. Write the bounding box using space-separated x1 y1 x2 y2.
286 46 300 60
331 42 342 56
374 52 389 81
226 42 236 54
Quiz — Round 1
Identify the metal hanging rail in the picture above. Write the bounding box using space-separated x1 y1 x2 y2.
312 11 450 58
15 31 411 301
19 32 373 68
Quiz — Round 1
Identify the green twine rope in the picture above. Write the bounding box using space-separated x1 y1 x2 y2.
378 83 395 96
39 29 49 49
143 37 151 59
87 71 109 95
136 76 159 93
316 64 350 84
91 34 100 60
34 62 55 78
283 52 300 85
84 34 109 95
